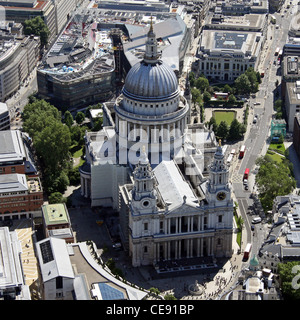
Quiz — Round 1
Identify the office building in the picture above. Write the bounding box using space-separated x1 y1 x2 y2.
0 102 10 130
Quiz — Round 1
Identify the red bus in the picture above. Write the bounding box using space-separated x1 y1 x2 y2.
243 168 250 180
243 243 252 260
239 145 246 158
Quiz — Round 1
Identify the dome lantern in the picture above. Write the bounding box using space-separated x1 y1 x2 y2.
144 16 159 64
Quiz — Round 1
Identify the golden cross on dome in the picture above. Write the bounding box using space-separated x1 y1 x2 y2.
219 139 222 147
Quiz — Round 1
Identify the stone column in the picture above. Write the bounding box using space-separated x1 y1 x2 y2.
80 176 85 196
200 238 203 257
197 238 200 257
208 237 211 256
165 243 168 261
133 123 136 141
84 178 88 198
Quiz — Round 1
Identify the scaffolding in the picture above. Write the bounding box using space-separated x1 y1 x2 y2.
270 119 286 140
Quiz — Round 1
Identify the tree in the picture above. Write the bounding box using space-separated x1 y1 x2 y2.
195 76 209 93
188 72 196 87
223 84 233 94
191 87 201 107
228 94 237 105
164 293 177 300
64 110 74 128
234 74 251 95
48 192 65 204
75 111 85 125
255 156 296 211
22 99 62 139
236 216 244 232
228 118 242 140
68 167 81 186
203 90 211 104
216 121 229 141
245 67 259 93
278 261 300 300
208 116 218 133
23 16 49 47
34 120 71 171
70 125 85 145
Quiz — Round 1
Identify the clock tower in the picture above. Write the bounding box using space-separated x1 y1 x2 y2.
206 140 231 206
131 147 157 214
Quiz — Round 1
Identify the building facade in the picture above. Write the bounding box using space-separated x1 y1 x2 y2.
0 226 31 300
121 142 233 268
0 102 10 130
41 203 74 243
0 33 39 102
37 13 116 109
195 10 268 82
0 130 43 220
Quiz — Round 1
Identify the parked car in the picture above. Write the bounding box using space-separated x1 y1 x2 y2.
113 242 122 250
251 217 262 224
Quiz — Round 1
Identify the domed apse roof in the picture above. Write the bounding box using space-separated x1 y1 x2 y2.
122 60 179 101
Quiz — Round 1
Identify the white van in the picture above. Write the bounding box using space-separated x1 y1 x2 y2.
252 217 262 224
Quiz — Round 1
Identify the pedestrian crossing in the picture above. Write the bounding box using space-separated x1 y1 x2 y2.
231 173 243 184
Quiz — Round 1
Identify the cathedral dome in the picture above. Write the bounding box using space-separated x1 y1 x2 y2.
123 60 179 101
122 19 179 102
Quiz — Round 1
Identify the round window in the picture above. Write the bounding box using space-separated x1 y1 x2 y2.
143 200 150 207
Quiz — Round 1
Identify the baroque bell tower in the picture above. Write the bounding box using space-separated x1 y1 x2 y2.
131 147 157 214
206 140 231 206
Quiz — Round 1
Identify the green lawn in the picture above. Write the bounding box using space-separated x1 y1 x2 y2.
213 110 236 125
73 147 83 158
269 143 285 154
266 150 284 163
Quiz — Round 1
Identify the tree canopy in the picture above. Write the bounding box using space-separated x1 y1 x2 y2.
22 99 72 195
234 67 261 95
255 156 296 211
278 262 300 300
216 120 229 141
23 16 49 47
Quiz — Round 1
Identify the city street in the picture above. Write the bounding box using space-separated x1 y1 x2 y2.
229 4 294 263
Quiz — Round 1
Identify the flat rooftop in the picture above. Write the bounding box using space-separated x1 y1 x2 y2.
0 227 24 290
215 32 247 50
0 130 26 164
0 173 28 193
42 203 70 226
40 13 115 80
